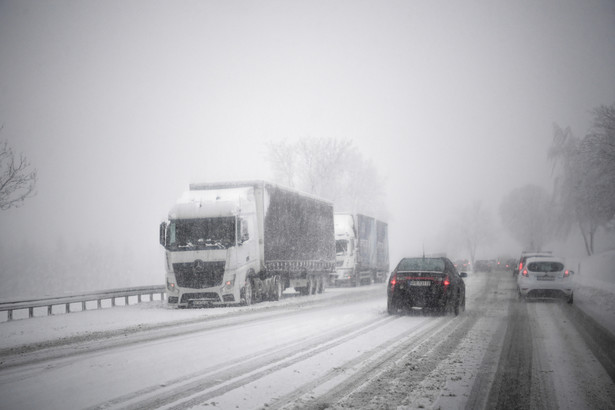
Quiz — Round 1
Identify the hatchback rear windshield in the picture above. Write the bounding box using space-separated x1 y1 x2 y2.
527 261 564 273
397 258 445 272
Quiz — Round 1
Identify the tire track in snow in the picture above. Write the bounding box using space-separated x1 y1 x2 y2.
270 314 453 409
86 313 398 410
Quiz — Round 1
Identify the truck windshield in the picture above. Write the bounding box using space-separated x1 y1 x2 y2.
168 217 236 250
336 240 348 255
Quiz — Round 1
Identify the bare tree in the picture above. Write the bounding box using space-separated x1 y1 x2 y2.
265 140 297 188
265 137 387 219
549 103 615 255
448 201 496 267
0 140 37 210
499 184 558 251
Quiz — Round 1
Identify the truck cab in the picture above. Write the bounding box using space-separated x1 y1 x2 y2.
159 187 260 307
332 214 357 286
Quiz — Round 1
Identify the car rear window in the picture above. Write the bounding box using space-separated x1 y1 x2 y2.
527 261 564 273
398 258 445 272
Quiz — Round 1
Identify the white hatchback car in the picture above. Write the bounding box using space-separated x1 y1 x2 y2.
517 256 574 303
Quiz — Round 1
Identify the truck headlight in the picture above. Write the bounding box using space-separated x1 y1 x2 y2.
223 275 236 291
167 279 178 293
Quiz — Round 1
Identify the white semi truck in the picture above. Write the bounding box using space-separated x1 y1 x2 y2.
331 213 389 286
159 181 336 307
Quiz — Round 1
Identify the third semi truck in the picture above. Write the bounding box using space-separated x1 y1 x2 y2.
331 213 389 286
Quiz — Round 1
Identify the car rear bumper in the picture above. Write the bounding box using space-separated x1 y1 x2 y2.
388 288 450 309
518 281 573 298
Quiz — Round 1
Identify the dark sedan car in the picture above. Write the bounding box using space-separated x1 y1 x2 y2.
387 257 467 315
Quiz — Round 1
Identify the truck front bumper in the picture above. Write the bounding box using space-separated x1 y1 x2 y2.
330 269 355 286
170 288 239 307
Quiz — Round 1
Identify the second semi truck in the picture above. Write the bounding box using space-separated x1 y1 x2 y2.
331 213 389 286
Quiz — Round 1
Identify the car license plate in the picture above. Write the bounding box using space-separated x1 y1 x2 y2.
537 276 555 281
409 280 430 287
191 300 214 306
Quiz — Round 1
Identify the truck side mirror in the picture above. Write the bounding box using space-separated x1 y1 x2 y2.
159 222 167 246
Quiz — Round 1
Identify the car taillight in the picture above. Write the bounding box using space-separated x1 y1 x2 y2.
519 262 523 271
564 270 569 277
522 269 528 277
443 276 450 287
389 272 397 289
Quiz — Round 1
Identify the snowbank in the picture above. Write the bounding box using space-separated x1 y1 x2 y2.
572 249 615 336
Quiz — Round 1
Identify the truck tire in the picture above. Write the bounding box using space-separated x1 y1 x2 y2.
270 275 283 301
316 276 325 294
241 280 253 306
307 276 315 295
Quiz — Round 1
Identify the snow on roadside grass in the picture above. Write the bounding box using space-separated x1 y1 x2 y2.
0 286 383 350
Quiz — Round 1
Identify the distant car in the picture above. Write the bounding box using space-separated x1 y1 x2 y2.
513 251 553 277
494 258 513 271
517 256 574 303
454 259 471 272
387 257 467 315
475 260 493 273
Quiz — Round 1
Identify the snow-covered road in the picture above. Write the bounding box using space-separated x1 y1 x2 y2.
0 271 613 409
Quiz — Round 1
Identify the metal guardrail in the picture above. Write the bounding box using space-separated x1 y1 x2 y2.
0 285 166 321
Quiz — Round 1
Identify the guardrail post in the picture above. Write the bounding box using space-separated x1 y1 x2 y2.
7 310 13 321
125 296 129 305
97 299 102 309
112 297 116 307
138 294 142 303
82 301 86 312
48 305 52 316
66 303 71 313
29 307 34 318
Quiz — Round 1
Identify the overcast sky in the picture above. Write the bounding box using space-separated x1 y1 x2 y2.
1 0 614 285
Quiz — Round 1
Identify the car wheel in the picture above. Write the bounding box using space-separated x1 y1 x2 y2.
567 292 574 304
454 296 460 316
387 298 397 315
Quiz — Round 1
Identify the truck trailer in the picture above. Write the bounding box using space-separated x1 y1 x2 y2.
331 213 389 286
159 181 336 307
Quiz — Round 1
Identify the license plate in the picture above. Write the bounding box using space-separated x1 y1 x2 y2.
409 280 431 287
537 276 555 281
191 300 214 306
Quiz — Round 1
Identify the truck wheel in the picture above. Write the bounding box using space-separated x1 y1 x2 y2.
271 275 283 301
307 276 315 295
241 280 253 306
316 276 325 294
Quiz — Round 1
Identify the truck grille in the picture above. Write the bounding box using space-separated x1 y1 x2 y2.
181 293 221 303
173 261 225 289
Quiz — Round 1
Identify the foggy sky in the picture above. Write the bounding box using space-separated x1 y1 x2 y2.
1 0 614 287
